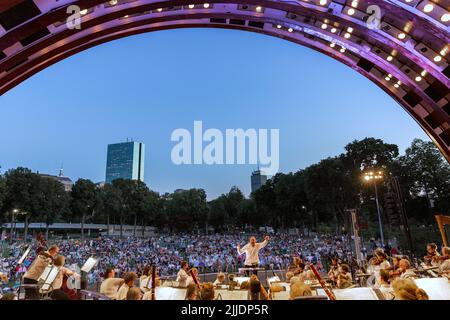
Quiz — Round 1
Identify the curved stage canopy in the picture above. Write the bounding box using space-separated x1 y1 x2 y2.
0 0 449 159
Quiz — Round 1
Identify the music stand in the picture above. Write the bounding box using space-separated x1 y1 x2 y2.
81 257 98 273
38 265 60 294
18 246 31 265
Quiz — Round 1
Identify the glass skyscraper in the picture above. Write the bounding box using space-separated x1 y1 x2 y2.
105 141 145 184
251 170 267 193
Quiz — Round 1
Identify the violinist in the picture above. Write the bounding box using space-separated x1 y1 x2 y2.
438 247 450 274
176 261 192 288
398 259 417 279
424 243 440 266
22 245 59 300
327 257 340 285
374 249 391 270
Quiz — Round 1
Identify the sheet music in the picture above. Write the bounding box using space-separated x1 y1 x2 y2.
155 287 187 300
324 287 379 300
81 257 98 273
216 289 249 300
414 278 450 300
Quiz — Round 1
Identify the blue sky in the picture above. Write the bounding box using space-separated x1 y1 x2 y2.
0 28 429 199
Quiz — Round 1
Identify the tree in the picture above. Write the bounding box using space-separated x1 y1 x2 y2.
36 177 69 238
71 179 97 240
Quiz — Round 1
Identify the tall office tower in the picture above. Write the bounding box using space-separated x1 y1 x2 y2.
105 141 145 184
251 170 267 193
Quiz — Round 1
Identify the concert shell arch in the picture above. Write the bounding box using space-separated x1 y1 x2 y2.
0 0 449 160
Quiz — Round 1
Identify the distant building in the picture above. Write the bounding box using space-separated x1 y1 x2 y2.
105 141 145 184
40 168 74 192
96 181 106 188
251 170 267 193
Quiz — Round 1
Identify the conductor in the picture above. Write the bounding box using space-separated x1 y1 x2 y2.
237 236 270 274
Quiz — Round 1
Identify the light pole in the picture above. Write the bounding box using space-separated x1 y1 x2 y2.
10 209 18 244
363 171 385 247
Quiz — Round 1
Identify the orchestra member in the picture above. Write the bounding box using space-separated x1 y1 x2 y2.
116 272 137 300
327 257 340 285
374 250 391 269
142 278 161 300
176 261 191 288
249 275 270 300
237 236 270 274
139 266 152 293
48 255 80 300
289 257 305 275
213 273 226 286
392 278 429 300
376 269 391 289
398 259 417 279
228 274 238 288
23 245 59 300
199 283 215 300
126 287 142 300
389 256 402 278
424 243 440 266
100 267 125 300
285 272 294 283
185 283 198 300
290 282 312 300
438 247 450 274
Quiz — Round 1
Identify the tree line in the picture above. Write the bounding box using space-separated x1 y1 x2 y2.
1 137 449 242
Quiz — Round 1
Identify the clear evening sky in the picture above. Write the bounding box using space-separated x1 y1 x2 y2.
0 28 429 199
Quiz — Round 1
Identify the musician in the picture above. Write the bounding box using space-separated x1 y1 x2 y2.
249 275 270 300
213 273 226 286
142 278 161 300
327 257 340 285
336 264 353 289
176 261 192 288
185 283 198 300
22 245 59 300
199 283 215 300
392 278 429 300
48 255 80 300
424 243 441 266
117 272 138 300
237 236 270 274
438 247 450 274
139 266 152 293
289 257 306 275
99 267 125 300
398 259 417 279
126 287 143 301
290 282 312 300
374 249 391 270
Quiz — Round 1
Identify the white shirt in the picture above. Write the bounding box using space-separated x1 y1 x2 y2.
116 283 131 300
100 278 123 300
439 259 450 273
140 275 152 292
24 254 52 281
176 269 191 288
237 240 268 266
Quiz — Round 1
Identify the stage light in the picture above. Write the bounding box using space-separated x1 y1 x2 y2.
344 32 351 38
347 27 353 33
276 24 282 29
388 74 392 78
423 4 434 13
321 23 328 29
434 55 442 62
188 4 195 9
397 81 402 85
348 8 355 15
421 70 427 77
157 8 163 12
442 13 450 23
385 76 391 81
394 83 399 88
398 33 406 40
80 9 88 15
330 42 336 48
256 6 263 12
351 1 359 8
340 47 346 53
331 27 337 33
124 15 129 18
387 56 393 61
204 3 210 8
288 28 293 32
109 0 118 5
319 0 327 6
405 0 413 2
415 76 422 82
